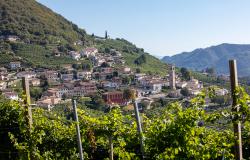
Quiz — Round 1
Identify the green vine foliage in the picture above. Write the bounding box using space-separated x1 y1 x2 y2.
0 87 250 159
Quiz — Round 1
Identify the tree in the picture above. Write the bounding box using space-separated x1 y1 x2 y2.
113 71 119 77
180 87 190 97
105 48 110 53
122 76 131 85
72 64 80 70
30 87 43 101
211 95 226 106
123 88 135 101
82 63 91 71
134 54 147 65
100 62 110 68
62 93 67 100
90 95 106 111
136 68 141 73
206 67 216 75
180 67 191 80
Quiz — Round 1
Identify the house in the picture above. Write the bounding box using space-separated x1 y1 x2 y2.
6 35 20 42
168 89 182 98
135 73 146 81
30 78 41 87
0 67 7 73
146 81 164 94
215 88 229 96
74 40 83 46
101 67 113 73
102 91 128 106
0 81 7 90
16 71 36 79
79 82 97 95
176 81 187 88
188 89 201 96
77 71 92 80
47 82 97 98
135 88 151 97
100 81 120 89
95 58 106 66
61 73 74 81
120 67 131 74
81 47 98 57
0 73 9 81
62 64 74 71
92 72 113 80
37 96 61 110
44 71 59 82
69 51 81 60
10 61 21 70
2 90 19 100
186 78 203 90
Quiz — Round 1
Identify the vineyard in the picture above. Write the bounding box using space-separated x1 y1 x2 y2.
1 61 250 160
0 88 250 159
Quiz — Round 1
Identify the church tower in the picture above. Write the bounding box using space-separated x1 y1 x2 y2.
169 65 176 90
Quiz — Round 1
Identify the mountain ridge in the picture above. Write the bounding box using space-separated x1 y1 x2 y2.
162 43 250 77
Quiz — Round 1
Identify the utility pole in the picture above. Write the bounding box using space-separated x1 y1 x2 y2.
229 60 243 160
133 100 145 159
72 99 84 160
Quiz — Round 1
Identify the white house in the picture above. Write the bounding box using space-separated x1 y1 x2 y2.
6 35 20 42
215 88 229 96
0 81 7 90
69 51 81 60
0 73 9 81
101 81 120 89
2 91 19 100
176 81 187 88
148 82 163 94
77 71 92 80
30 78 41 87
81 47 98 57
16 71 36 79
135 73 146 81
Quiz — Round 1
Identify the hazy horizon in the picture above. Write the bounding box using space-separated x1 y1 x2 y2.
38 0 250 56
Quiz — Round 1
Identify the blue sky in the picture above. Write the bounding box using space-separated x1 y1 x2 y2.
37 0 250 57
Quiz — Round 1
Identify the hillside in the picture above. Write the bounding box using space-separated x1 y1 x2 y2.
0 0 167 74
162 43 250 77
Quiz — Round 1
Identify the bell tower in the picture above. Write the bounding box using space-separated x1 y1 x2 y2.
169 65 176 90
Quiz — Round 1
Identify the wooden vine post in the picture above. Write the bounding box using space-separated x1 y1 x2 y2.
22 76 33 127
109 135 113 160
22 76 34 159
72 99 84 160
229 60 243 160
132 90 145 159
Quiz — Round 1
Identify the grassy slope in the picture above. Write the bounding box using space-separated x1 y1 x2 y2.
95 38 168 75
0 0 167 74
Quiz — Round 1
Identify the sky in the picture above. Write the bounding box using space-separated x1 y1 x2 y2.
37 0 250 57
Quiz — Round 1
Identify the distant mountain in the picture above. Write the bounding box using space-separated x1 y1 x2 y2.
0 0 167 74
162 43 250 77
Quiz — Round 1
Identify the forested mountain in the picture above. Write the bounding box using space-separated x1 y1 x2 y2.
162 43 250 77
0 0 167 74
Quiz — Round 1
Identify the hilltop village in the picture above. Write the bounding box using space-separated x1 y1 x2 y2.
0 44 229 111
